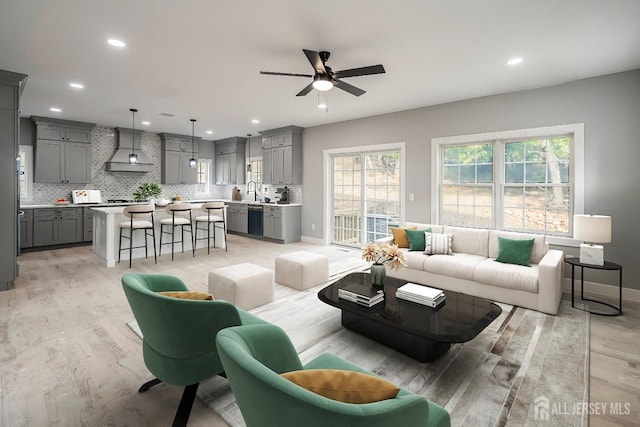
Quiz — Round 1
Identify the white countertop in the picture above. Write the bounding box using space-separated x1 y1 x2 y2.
22 199 302 209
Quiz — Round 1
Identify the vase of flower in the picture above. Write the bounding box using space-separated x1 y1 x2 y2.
370 263 386 286
362 242 407 287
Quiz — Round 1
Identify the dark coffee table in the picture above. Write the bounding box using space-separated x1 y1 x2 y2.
318 272 502 362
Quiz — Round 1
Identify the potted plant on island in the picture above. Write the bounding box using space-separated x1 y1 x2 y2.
133 182 162 203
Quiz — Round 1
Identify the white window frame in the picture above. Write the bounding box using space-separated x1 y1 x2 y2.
195 158 212 195
431 124 584 246
246 156 263 189
18 145 33 202
323 141 406 246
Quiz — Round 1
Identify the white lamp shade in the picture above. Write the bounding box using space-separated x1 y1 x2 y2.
573 215 611 243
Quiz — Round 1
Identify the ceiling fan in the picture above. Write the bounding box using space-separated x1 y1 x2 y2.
260 49 385 97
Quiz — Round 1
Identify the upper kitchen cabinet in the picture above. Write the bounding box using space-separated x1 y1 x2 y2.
159 133 200 185
260 126 303 185
32 116 95 184
214 137 246 185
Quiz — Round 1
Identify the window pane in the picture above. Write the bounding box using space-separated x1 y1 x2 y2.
458 206 475 227
546 187 569 209
475 206 492 228
525 140 544 162
525 162 546 183
477 164 493 183
525 208 546 231
444 146 459 164
547 209 569 234
441 206 457 225
504 208 524 229
443 165 458 183
505 163 524 183
459 165 475 183
505 141 524 162
475 186 493 207
524 187 545 208
442 185 458 205
458 187 475 206
504 187 524 207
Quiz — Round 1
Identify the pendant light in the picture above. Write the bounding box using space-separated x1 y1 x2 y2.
128 108 138 164
188 119 197 168
246 133 252 173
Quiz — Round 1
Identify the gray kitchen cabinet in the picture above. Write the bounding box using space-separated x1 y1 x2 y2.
20 209 33 249
260 126 302 185
83 207 93 242
214 137 246 185
32 117 95 184
35 139 92 184
227 203 247 233
33 208 83 247
35 123 92 143
263 205 301 243
159 133 200 184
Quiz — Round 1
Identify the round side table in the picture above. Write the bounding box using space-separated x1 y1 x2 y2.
564 257 622 316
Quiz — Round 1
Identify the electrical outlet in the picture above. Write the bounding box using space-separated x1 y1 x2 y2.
311 224 316 230
409 193 415 201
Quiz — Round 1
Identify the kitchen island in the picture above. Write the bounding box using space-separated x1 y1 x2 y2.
92 202 228 267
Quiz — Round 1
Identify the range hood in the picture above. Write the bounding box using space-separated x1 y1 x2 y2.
105 127 153 172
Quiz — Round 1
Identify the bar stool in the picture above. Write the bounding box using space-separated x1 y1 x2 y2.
194 202 227 254
159 203 195 261
118 205 157 268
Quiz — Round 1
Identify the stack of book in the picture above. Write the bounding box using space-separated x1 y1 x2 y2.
338 283 384 307
396 283 446 308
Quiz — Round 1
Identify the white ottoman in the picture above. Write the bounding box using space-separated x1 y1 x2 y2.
208 263 274 310
275 251 329 290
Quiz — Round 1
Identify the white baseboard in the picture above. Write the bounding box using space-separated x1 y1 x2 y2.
562 277 640 303
300 235 325 245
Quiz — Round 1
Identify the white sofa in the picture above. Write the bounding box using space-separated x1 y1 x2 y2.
379 222 563 315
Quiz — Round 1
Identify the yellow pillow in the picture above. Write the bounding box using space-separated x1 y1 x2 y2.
281 369 400 404
390 226 416 248
157 291 214 300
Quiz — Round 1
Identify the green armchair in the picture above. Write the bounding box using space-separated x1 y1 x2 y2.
121 273 267 427
216 323 451 427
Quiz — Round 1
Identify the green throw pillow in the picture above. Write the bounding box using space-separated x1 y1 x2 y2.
495 237 535 267
405 228 432 251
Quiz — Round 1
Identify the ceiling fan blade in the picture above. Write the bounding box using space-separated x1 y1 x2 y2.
333 79 366 96
260 71 313 77
303 49 326 74
296 83 314 97
333 64 386 79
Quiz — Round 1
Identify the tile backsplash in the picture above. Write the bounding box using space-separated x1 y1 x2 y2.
28 126 302 204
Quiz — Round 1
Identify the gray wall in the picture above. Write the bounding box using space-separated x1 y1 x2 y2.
302 70 640 290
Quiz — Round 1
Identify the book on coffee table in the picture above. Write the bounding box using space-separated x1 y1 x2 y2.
396 283 446 308
338 283 384 307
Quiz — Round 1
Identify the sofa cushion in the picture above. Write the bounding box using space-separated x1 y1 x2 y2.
443 226 490 257
402 249 430 270
496 237 535 267
489 230 547 264
423 253 487 281
474 259 539 293
425 233 453 255
406 228 431 251
390 226 416 248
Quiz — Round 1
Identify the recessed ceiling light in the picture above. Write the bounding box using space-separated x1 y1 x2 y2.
107 39 126 48
69 82 84 89
50 107 61 112
206 130 213 134
251 119 260 124
141 121 150 125
318 103 327 109
507 57 523 65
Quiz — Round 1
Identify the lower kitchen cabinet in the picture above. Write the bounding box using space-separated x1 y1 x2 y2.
33 207 83 247
20 209 33 249
263 205 301 243
227 203 248 233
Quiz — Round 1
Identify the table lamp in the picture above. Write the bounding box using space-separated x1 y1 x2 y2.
573 214 611 266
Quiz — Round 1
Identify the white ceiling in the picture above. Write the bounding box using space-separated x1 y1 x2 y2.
2 1 639 140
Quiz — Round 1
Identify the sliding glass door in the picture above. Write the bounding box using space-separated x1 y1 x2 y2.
331 150 401 247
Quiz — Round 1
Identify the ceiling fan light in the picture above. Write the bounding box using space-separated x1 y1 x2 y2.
312 75 333 91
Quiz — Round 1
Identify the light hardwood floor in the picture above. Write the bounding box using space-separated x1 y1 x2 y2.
1 235 638 426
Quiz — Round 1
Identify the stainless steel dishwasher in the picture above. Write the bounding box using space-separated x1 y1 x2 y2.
247 204 264 236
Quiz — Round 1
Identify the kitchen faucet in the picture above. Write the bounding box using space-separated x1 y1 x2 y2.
247 180 258 201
